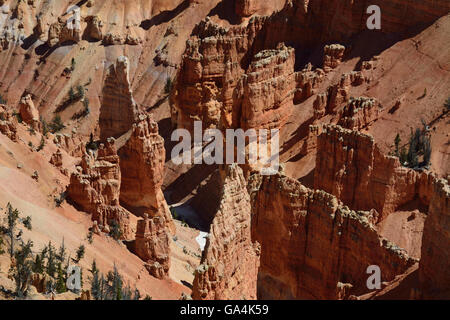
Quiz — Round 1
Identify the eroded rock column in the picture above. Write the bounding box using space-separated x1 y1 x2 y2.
100 56 139 139
119 114 175 233
192 165 260 300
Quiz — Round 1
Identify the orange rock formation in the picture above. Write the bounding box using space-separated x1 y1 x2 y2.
100 56 139 140
119 114 175 233
419 179 450 298
250 172 416 299
315 125 435 220
192 165 260 300
135 213 171 279
67 138 131 239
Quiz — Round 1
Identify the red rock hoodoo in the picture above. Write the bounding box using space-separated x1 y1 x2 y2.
192 165 260 300
240 43 295 130
135 213 171 279
119 114 175 233
100 56 139 140
18 94 40 131
67 138 131 239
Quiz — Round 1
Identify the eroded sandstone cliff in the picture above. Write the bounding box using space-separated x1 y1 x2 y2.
192 165 260 300
419 178 450 298
249 172 416 299
119 114 175 233
67 137 131 239
100 56 139 140
135 213 171 279
240 43 295 130
314 125 435 220
172 16 267 131
172 0 450 134
0 104 17 141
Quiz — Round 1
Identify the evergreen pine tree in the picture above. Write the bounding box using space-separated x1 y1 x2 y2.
75 244 85 262
55 263 67 294
423 138 432 166
91 272 101 299
32 252 45 274
10 240 34 297
57 238 67 263
46 241 57 277
5 203 20 257
69 87 76 102
100 273 106 300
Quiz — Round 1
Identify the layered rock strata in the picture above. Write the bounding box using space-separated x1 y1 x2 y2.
135 213 171 279
100 56 139 140
249 173 416 299
241 43 295 130
337 97 382 130
419 178 450 298
119 114 175 233
67 138 131 239
314 125 435 220
323 44 345 72
0 104 17 141
263 0 450 48
172 17 267 131
294 66 325 104
47 16 82 47
173 0 450 132
192 165 260 300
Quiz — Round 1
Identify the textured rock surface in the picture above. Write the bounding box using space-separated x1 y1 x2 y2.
337 97 382 130
67 138 131 239
0 104 17 141
119 114 175 233
19 94 39 131
47 16 82 47
173 19 301 132
241 44 295 130
314 125 435 220
173 0 450 131
235 0 287 18
172 17 267 131
53 133 85 157
192 165 260 300
100 56 139 139
84 15 103 41
294 66 325 104
49 149 63 168
324 72 365 115
235 0 259 17
250 173 416 299
323 44 345 72
0 0 448 301
419 178 450 298
135 213 171 279
262 0 450 48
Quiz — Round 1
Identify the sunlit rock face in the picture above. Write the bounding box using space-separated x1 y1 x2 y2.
100 56 139 140
249 172 415 299
315 125 435 221
67 138 131 239
135 214 171 279
192 165 260 300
